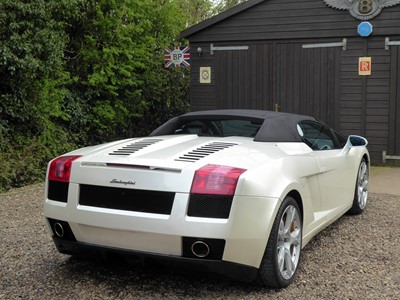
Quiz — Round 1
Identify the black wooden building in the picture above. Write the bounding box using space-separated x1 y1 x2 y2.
181 0 400 164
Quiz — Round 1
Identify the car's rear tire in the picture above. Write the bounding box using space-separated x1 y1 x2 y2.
257 196 302 288
348 158 369 215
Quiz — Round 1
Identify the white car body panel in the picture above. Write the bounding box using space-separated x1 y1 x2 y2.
44 110 369 284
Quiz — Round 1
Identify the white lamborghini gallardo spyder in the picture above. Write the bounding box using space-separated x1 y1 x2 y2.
44 109 369 288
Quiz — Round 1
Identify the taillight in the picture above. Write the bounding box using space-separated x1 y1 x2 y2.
48 155 81 182
190 164 246 196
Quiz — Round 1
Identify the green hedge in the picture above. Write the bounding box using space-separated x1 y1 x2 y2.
0 0 198 192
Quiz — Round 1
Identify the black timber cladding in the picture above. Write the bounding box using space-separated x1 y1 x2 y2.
182 0 400 41
182 0 400 164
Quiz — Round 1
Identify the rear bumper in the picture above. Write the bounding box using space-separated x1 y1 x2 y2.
52 237 259 282
44 182 281 268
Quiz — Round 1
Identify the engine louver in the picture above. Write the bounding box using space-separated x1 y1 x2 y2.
109 139 163 156
175 142 237 163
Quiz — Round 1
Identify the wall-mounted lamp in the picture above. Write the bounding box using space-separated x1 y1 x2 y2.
197 47 203 56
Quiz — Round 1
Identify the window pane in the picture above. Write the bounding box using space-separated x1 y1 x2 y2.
298 121 336 151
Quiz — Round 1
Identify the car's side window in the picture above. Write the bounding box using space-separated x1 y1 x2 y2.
297 121 338 151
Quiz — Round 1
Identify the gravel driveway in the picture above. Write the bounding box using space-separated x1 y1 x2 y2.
1 183 399 300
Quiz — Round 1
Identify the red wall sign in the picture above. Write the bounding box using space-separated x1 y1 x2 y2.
359 57 371 76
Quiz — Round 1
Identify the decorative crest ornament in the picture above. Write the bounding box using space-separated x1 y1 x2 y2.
323 0 400 20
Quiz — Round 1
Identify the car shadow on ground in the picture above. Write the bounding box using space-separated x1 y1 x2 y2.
60 254 272 297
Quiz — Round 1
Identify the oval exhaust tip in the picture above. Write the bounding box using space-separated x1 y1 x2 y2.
54 222 65 238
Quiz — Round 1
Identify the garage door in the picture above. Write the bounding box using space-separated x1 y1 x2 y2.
389 42 400 157
274 41 341 128
215 44 274 110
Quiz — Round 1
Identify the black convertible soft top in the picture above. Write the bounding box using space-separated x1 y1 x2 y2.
150 109 316 142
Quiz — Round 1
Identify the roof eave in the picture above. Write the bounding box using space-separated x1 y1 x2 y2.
180 0 265 39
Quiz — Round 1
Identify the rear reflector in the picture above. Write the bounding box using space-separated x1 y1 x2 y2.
48 155 81 182
190 164 246 196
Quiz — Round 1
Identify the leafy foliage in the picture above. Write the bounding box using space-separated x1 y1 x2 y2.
63 0 190 144
176 0 214 27
213 0 248 13
1 0 214 192
0 0 81 192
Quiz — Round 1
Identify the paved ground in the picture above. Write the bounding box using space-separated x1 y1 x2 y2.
369 166 400 195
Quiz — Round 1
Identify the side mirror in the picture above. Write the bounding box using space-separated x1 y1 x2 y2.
340 135 368 156
349 135 368 147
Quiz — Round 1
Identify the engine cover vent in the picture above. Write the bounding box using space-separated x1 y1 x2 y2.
175 142 237 162
109 139 163 156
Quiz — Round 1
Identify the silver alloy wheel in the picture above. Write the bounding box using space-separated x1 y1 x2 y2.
357 161 369 210
277 205 302 280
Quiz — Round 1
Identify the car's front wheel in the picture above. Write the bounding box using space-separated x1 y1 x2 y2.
348 158 369 215
258 196 302 288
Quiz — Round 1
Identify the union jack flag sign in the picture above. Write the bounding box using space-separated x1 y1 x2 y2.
164 46 190 68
